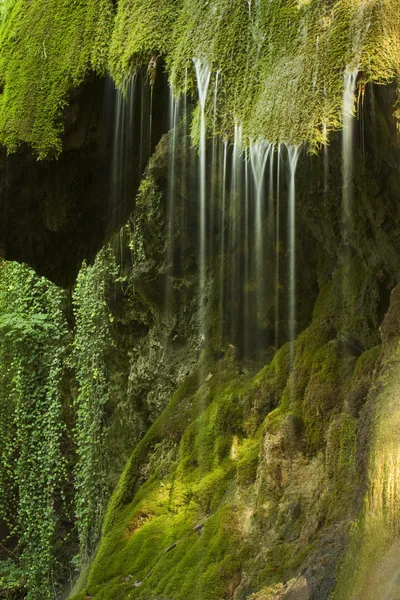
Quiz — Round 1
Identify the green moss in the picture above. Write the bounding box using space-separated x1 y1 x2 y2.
333 342 400 600
110 0 399 146
256 542 314 588
72 263 390 598
325 413 357 516
347 345 381 415
0 0 114 156
237 436 261 487
71 345 297 599
313 258 383 350
0 0 398 152
109 0 181 85
265 295 358 449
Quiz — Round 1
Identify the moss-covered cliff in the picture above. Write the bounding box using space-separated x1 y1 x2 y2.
0 0 399 157
0 2 400 600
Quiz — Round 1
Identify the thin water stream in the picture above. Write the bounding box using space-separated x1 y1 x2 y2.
287 145 301 348
194 60 211 350
107 65 361 368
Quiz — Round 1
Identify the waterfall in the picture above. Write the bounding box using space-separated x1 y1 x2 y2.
250 140 272 335
229 123 243 341
164 87 181 328
244 149 250 356
209 72 221 264
275 144 282 349
341 67 358 339
111 75 137 230
194 60 211 350
219 141 228 346
342 67 358 235
287 145 301 349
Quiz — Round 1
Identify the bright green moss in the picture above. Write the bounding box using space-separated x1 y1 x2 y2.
333 342 400 600
71 350 289 599
110 0 399 146
237 436 261 487
109 0 182 86
1 0 399 152
71 261 388 598
325 413 357 512
0 0 114 156
302 342 355 449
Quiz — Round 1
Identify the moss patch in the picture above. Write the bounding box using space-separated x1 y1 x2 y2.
0 0 114 155
110 0 400 146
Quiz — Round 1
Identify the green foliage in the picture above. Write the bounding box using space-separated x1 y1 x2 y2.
0 559 24 592
72 247 117 567
0 260 69 599
0 0 114 156
0 248 119 596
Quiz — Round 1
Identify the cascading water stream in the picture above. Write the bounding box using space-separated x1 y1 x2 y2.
219 141 228 345
194 60 211 350
209 72 220 263
111 76 137 230
286 145 301 359
229 124 243 340
342 67 358 234
250 140 272 335
275 144 282 349
244 149 250 355
164 88 181 329
341 68 358 337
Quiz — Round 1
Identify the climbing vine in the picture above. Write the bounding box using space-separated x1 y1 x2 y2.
0 247 120 596
72 247 117 567
0 260 69 599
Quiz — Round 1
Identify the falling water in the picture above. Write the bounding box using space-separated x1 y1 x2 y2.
209 72 220 263
111 76 137 229
287 145 301 351
109 76 138 272
341 68 358 338
342 67 358 234
229 124 243 341
164 88 181 328
244 149 250 355
219 141 228 345
268 148 275 342
275 144 282 349
194 60 211 350
250 140 272 333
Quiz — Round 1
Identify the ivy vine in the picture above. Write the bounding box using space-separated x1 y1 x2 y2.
72 247 117 567
0 261 69 599
0 246 118 596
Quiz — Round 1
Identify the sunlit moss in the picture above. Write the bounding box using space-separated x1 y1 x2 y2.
110 0 400 147
0 0 114 156
0 0 398 153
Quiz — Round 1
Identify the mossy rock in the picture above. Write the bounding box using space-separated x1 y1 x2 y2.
0 0 114 155
110 0 400 146
346 345 381 416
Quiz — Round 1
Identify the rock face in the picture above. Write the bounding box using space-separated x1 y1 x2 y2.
1 65 400 600
59 82 400 599
0 70 169 287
